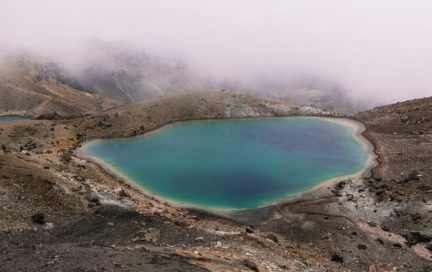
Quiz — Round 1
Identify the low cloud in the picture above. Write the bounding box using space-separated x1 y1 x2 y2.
1 0 432 104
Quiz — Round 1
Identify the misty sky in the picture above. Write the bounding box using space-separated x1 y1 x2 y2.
1 0 432 103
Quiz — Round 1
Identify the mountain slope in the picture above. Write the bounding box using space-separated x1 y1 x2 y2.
0 54 120 118
355 96 432 188
354 96 432 233
46 38 367 113
62 38 209 102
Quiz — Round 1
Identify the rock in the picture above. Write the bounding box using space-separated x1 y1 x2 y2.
400 115 409 123
330 253 343 263
113 262 123 268
357 244 367 250
114 187 130 198
61 152 72 163
331 189 342 197
246 227 254 234
75 176 85 182
1 144 12 152
31 213 45 225
390 194 403 202
426 242 432 252
242 259 260 272
331 181 347 196
373 176 383 182
98 121 112 129
403 231 432 245
43 222 54 230
85 191 100 203
174 220 187 227
407 171 420 181
392 243 402 248
410 213 423 222
376 189 386 195
36 112 64 120
381 225 390 232
194 237 205 243
265 233 279 243
376 238 384 245
335 181 346 190
367 221 377 227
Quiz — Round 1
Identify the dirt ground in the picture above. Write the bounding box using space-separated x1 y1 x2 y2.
1 92 431 271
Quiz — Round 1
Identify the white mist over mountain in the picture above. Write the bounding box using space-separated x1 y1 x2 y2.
1 0 432 106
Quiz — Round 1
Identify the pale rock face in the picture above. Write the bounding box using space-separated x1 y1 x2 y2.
298 106 334 115
261 102 294 116
226 104 259 118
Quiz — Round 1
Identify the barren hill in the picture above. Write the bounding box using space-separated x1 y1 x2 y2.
352 97 432 233
0 54 120 118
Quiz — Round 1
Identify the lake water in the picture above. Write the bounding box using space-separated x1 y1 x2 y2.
0 115 28 122
83 117 371 209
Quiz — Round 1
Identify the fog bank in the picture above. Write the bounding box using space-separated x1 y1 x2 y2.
1 0 432 105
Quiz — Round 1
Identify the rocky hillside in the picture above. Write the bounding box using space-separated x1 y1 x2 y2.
1 92 432 271
234 75 367 114
350 97 432 255
0 54 120 118
354 96 432 205
72 91 299 140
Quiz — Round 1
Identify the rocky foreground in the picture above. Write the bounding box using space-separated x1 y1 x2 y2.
0 92 431 271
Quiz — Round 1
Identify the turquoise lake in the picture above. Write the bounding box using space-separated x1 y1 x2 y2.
83 117 370 209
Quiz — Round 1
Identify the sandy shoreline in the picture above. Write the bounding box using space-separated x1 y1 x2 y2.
76 116 378 212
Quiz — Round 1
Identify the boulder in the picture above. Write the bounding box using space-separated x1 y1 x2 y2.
98 120 112 129
31 213 45 225
357 244 367 250
265 233 279 243
403 231 432 245
330 253 343 263
245 227 254 234
61 152 72 163
86 191 100 204
242 259 260 272
407 171 420 181
194 237 205 243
